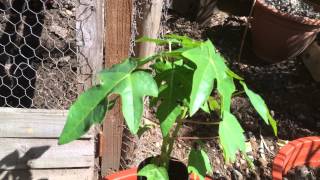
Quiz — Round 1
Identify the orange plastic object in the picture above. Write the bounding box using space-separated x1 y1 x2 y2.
103 168 213 180
272 136 320 180
103 168 138 180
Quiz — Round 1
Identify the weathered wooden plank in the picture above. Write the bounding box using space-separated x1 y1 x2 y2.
134 0 163 58
77 0 105 90
0 107 94 138
77 1 104 178
0 138 94 170
102 0 132 175
0 168 94 180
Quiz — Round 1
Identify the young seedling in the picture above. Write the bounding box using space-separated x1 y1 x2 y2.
59 35 277 180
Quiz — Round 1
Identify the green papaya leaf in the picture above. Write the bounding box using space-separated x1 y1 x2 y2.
267 112 278 136
219 111 246 162
112 71 158 134
219 74 235 112
59 59 137 145
240 81 277 136
182 40 235 115
226 68 243 80
136 36 170 45
208 96 220 111
188 147 212 180
164 34 202 48
136 36 180 45
154 65 193 136
86 98 109 124
138 164 169 180
240 81 269 124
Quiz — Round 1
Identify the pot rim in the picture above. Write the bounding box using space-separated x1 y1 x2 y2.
103 168 213 180
272 136 320 180
256 0 320 26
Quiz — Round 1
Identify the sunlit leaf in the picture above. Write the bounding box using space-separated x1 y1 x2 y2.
138 164 169 180
188 147 212 180
219 111 246 162
182 40 235 115
112 71 158 134
59 59 137 144
240 81 278 136
208 96 220 111
164 34 202 48
154 64 193 136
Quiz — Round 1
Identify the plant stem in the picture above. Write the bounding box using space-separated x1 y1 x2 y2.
167 118 184 157
158 108 187 169
177 136 219 140
158 119 184 169
158 136 170 168
184 119 220 125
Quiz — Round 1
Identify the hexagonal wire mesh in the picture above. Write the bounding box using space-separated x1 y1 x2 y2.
0 0 92 109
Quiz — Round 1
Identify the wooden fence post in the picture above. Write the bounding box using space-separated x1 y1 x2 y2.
102 0 133 176
77 0 105 178
135 0 164 58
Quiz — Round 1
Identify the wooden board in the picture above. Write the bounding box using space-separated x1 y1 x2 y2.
134 0 163 58
0 168 94 180
0 108 94 138
77 0 105 90
0 138 94 170
102 0 133 175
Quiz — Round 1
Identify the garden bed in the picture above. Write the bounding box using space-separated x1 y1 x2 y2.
121 8 320 179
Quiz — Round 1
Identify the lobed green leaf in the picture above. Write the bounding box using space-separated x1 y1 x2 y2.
188 147 212 180
219 111 246 162
138 164 169 180
182 40 234 115
153 64 193 136
240 81 278 136
59 59 137 144
112 71 158 134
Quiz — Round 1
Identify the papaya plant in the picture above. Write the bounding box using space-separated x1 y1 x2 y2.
58 35 277 180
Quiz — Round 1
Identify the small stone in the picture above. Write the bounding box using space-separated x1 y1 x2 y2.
240 159 246 165
216 158 220 165
258 158 268 168
66 10 73 16
270 110 275 116
232 169 244 180
155 142 160 147
270 145 275 151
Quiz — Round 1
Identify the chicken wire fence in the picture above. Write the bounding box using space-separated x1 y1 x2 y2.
0 0 93 109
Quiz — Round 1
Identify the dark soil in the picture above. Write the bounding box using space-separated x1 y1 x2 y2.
121 5 320 180
284 166 320 180
264 0 320 19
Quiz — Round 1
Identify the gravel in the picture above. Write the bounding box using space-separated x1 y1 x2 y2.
264 0 320 19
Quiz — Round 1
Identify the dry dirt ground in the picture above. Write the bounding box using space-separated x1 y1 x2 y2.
121 6 320 180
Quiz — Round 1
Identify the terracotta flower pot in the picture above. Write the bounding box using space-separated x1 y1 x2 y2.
103 168 213 180
272 136 320 180
251 0 320 63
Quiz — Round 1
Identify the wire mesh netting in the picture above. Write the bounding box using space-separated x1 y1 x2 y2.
0 0 92 109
